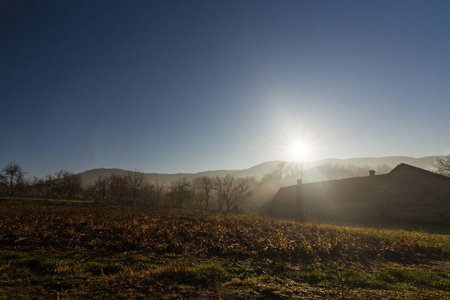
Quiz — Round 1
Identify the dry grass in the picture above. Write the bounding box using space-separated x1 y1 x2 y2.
0 201 449 299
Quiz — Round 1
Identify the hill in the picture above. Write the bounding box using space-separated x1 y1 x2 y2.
79 161 287 186
79 156 440 186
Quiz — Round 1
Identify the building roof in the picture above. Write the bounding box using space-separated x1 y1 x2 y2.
389 163 450 181
263 163 450 212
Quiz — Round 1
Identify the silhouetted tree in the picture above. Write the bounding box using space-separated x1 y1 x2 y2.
214 175 251 212
46 170 82 203
193 176 214 210
30 177 50 199
149 177 165 207
108 174 129 206
46 171 64 201
63 171 83 203
434 154 450 177
0 162 26 200
127 170 147 208
170 177 192 208
85 176 110 204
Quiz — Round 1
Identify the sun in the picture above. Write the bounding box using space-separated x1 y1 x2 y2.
289 142 309 161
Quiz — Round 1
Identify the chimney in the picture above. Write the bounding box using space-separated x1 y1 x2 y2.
369 170 376 176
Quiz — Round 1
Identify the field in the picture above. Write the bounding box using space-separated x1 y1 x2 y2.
0 201 449 299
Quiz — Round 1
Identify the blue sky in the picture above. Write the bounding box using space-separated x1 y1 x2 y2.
1 0 450 177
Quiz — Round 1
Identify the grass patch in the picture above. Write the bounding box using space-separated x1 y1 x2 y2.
196 263 229 288
85 261 124 275
376 268 450 290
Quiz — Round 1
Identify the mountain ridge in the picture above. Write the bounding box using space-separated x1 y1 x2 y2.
79 156 441 186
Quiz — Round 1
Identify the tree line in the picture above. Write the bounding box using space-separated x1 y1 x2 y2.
2 155 450 211
0 162 255 212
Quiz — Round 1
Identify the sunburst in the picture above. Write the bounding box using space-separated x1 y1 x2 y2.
289 142 309 162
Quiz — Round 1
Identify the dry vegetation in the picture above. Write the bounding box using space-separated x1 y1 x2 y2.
0 201 449 299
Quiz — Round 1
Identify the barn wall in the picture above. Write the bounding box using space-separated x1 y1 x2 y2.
371 167 450 223
262 165 450 224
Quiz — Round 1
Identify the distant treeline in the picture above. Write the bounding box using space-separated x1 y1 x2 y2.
1 161 402 213
3 156 449 212
0 162 254 212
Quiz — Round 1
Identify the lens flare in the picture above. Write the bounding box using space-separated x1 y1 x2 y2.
289 142 309 161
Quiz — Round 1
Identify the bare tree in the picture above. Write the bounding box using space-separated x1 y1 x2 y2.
108 174 129 206
127 170 147 208
64 171 83 203
170 177 192 208
46 171 64 201
85 176 110 204
434 154 450 177
30 176 53 199
214 175 251 213
46 170 82 203
193 176 214 210
0 162 26 200
150 177 165 207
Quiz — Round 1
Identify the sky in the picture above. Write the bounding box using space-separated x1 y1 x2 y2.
1 0 450 178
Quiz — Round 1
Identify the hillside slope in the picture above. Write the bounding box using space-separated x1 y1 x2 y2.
79 156 440 186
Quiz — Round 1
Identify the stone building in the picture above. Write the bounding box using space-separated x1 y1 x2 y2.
262 164 450 224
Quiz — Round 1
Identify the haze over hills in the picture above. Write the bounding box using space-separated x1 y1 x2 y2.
79 156 440 186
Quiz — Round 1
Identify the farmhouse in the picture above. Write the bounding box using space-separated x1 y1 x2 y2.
262 164 450 224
